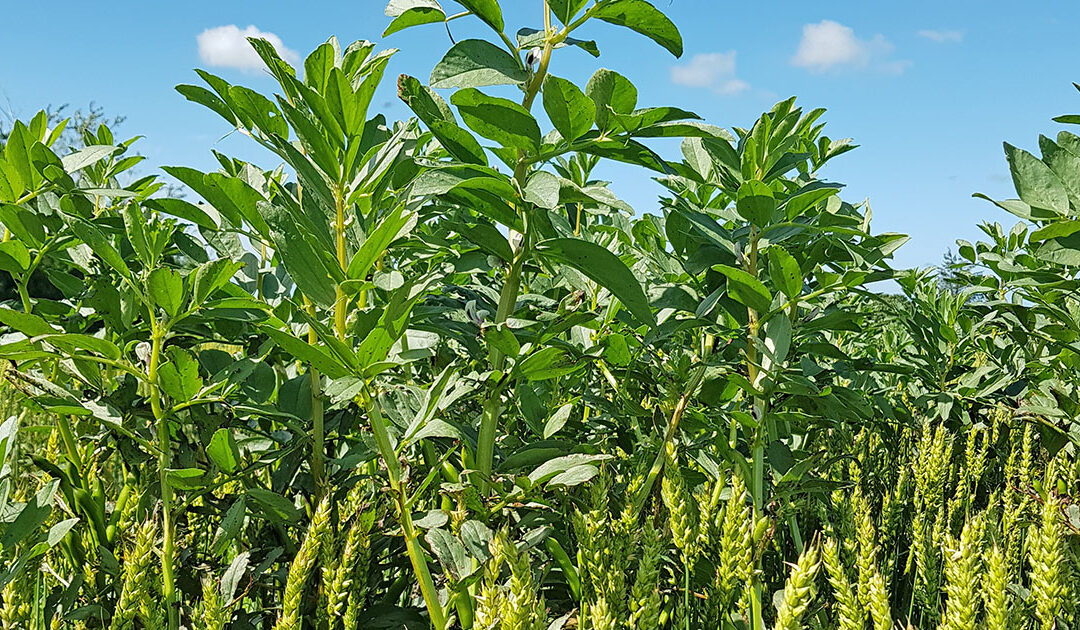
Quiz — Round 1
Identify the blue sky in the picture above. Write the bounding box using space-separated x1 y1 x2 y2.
2 1 1078 269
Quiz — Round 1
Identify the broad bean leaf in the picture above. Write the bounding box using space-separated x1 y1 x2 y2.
592 0 683 57
548 0 590 25
148 268 184 318
543 76 595 142
586 69 637 131
537 238 655 327
384 0 445 36
767 245 802 299
430 40 526 89
1005 142 1068 214
451 89 541 152
713 264 772 314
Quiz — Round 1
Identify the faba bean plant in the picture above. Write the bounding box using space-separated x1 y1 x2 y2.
0 1 1078 629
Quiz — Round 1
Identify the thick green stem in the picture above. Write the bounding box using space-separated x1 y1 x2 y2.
631 366 704 516
476 3 555 492
148 324 178 630
16 280 31 314
334 187 348 338
743 229 766 630
475 392 503 493
305 299 326 501
364 389 446 629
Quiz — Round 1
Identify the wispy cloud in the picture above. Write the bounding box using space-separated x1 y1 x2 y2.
197 25 300 72
917 29 964 43
671 51 750 95
791 20 908 74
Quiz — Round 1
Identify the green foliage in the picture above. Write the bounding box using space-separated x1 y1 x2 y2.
0 2 1079 629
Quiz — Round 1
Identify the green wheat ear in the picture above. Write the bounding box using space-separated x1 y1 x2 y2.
774 540 822 630
983 545 1010 630
275 495 332 630
195 576 227 630
628 516 663 630
1029 493 1065 630
941 513 985 630
822 538 862 630
110 517 158 630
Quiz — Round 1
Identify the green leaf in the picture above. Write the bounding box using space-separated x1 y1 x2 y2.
537 238 655 326
543 75 595 142
460 520 493 562
166 468 206 490
0 307 57 337
346 203 417 282
273 225 338 307
586 69 637 131
543 403 573 438
452 0 504 32
604 333 632 366
60 145 118 173
0 204 45 247
220 551 249 598
451 89 541 152
207 428 241 474
736 180 775 226
484 323 520 359
192 258 244 306
41 334 121 360
548 463 599 487
0 241 30 275
430 40 526 89
356 276 434 369
1004 142 1069 214
158 348 203 401
145 198 220 232
429 119 490 165
213 497 247 556
397 75 455 125
148 268 184 318
458 222 513 262
767 245 802 299
246 488 301 524
1 480 57 550
176 84 237 127
1040 135 1080 209
516 347 583 381
260 327 351 379
1031 220 1080 242
122 203 155 267
592 0 683 57
515 28 599 58
65 216 131 280
713 264 773 314
549 0 590 25
384 0 445 36
527 453 611 484
524 171 561 209
426 528 475 580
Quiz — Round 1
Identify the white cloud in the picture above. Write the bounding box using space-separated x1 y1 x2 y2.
671 52 750 95
917 29 964 43
791 20 905 74
197 25 300 73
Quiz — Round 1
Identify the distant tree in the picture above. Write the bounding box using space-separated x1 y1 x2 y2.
0 102 124 151
1 103 127 304
938 249 988 300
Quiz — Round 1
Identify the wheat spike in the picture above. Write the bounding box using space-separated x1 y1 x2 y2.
822 538 862 630
774 541 821 630
275 495 332 630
